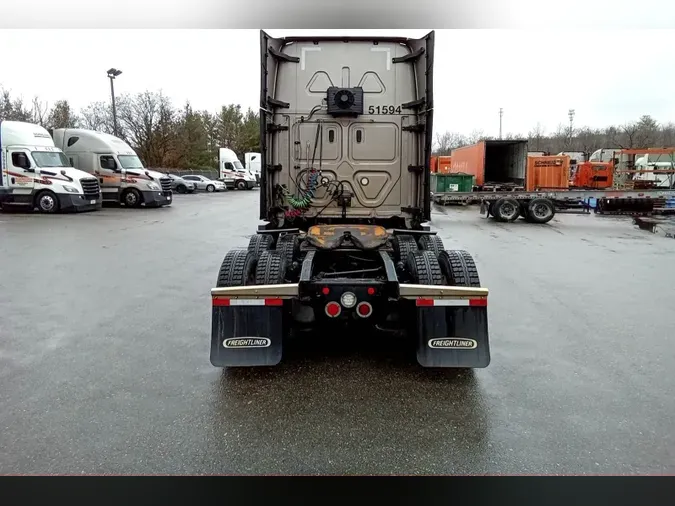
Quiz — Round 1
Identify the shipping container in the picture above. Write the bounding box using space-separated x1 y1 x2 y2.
450 140 528 187
430 155 439 173
526 155 570 191
437 155 452 174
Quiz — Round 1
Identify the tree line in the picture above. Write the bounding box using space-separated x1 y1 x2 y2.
434 115 675 157
0 87 260 171
3 85 674 165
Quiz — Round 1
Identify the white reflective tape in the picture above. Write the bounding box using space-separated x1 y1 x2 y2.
228 299 267 306
431 299 471 306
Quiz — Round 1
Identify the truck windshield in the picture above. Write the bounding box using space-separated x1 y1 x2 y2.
31 151 70 168
649 154 675 164
118 155 145 169
234 161 245 171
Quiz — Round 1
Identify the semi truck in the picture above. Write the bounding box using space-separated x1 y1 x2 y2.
245 152 262 184
432 140 675 222
52 128 173 208
218 147 256 190
210 30 490 369
0 120 102 213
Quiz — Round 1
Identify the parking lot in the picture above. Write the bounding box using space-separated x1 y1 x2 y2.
1 190 674 475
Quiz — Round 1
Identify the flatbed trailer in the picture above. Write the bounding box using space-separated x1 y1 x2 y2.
432 189 675 223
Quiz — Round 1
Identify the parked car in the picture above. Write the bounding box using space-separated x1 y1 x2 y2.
181 175 227 192
166 174 196 194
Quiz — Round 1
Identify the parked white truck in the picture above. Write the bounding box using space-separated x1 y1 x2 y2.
52 128 173 208
245 151 261 185
218 147 256 190
0 120 102 213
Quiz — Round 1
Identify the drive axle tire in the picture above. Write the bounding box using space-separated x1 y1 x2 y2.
492 197 520 222
419 234 445 258
248 233 274 258
527 198 556 224
406 250 444 286
216 249 257 287
393 235 419 263
276 233 300 266
438 250 481 287
255 250 287 285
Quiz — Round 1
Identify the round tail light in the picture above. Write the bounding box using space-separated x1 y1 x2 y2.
325 301 341 318
356 302 373 318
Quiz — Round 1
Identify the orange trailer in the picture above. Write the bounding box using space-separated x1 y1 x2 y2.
437 156 452 174
430 155 439 173
526 155 570 191
451 140 528 188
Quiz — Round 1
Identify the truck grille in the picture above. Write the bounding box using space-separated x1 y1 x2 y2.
80 178 101 198
160 178 172 193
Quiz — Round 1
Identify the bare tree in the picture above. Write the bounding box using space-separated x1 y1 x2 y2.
30 97 50 127
527 122 546 151
80 101 115 134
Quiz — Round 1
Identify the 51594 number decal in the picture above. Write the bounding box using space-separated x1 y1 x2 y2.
368 105 402 115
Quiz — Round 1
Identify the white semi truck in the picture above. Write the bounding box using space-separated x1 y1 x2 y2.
245 152 262 185
52 128 173 208
0 120 102 213
218 147 256 190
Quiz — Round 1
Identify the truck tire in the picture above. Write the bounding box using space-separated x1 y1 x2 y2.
393 235 419 263
255 250 287 285
438 250 481 287
35 190 60 213
526 198 555 224
216 249 257 287
122 188 142 208
492 197 520 222
236 180 247 191
406 250 443 286
418 234 445 258
248 233 274 258
276 233 299 266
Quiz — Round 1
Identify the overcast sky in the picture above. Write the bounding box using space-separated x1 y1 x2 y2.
1 29 674 138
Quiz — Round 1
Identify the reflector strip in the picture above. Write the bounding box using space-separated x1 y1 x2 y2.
212 298 284 307
416 298 487 307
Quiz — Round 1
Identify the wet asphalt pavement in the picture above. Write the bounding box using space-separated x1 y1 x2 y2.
1 190 674 475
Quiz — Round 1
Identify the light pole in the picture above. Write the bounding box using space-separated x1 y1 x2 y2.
568 108 575 147
107 68 122 136
499 108 503 139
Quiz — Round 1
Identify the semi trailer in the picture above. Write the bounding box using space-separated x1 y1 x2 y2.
0 121 102 213
433 141 675 222
210 30 490 369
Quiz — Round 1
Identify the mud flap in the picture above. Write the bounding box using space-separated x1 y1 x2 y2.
210 300 284 367
415 303 490 368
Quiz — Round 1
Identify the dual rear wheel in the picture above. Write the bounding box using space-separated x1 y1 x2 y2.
490 197 555 224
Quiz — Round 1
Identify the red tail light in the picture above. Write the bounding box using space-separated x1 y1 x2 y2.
367 287 375 296
325 301 341 318
322 287 330 295
356 302 373 318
